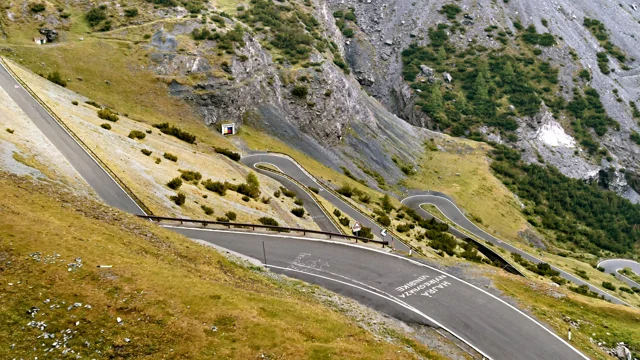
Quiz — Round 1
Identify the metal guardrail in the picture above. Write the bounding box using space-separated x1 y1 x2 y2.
138 215 389 246
254 164 346 235
257 151 427 256
0 57 153 215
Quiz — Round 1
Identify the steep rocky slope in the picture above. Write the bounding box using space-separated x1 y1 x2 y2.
330 0 640 200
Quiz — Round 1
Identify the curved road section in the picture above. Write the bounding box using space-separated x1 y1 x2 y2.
0 61 145 215
598 259 640 289
402 194 633 307
1 64 590 359
170 226 586 360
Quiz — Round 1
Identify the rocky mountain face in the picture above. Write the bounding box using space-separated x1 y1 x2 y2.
327 0 640 201
141 0 640 199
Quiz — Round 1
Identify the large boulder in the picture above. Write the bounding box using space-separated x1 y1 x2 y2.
39 28 58 42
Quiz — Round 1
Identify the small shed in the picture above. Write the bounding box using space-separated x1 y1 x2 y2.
221 123 236 136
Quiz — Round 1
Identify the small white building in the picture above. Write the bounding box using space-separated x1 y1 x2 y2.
33 36 47 45
221 123 236 136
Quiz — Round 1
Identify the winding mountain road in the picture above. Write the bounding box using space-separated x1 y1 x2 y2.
0 58 597 359
598 259 640 289
402 194 635 307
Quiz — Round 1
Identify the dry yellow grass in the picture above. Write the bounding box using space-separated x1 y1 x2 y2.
404 137 530 244
0 172 446 359
492 272 640 359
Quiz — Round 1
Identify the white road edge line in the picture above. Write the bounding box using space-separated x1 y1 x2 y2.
164 225 589 360
265 264 494 360
0 60 147 216
403 196 635 308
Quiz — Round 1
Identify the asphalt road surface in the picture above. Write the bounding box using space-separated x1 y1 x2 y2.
2 61 591 359
401 194 634 307
0 62 145 215
598 259 640 289
170 226 587 360
242 154 411 253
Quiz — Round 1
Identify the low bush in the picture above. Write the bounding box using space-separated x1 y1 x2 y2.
242 195 250 202
6 128 14 134
339 217 350 226
333 209 342 217
570 284 600 298
261 197 271 204
167 177 182 190
141 149 152 156
85 100 101 108
294 197 304 206
619 286 634 294
308 186 319 193
217 216 229 222
258 217 279 226
396 223 410 233
30 3 46 12
358 227 374 239
602 281 616 291
97 108 119 122
291 207 305 217
201 205 214 215
202 179 226 195
377 215 391 227
291 85 309 98
225 211 237 221
100 123 111 130
128 130 146 140
47 71 67 87
124 8 138 17
336 184 353 197
170 192 186 206
274 190 281 198
153 123 196 143
163 153 178 162
85 6 106 27
214 147 241 161
71 100 79 106
180 170 202 182
280 187 296 198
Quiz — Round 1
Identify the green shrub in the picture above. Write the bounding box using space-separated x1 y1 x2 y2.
163 153 178 162
339 217 350 226
97 108 119 122
170 192 186 206
202 179 226 195
47 71 67 87
308 186 319 193
291 85 309 98
396 223 410 233
100 123 111 130
225 211 237 221
620 286 634 294
280 187 296 198
242 195 251 202
6 128 14 134
291 207 305 217
439 4 461 19
128 130 146 140
274 190 281 198
217 216 229 222
141 149 152 156
333 209 342 217
30 3 46 12
258 217 279 226
214 147 241 161
180 170 202 182
602 281 616 291
261 197 271 204
124 8 139 17
71 100 79 105
358 227 373 239
85 100 101 108
85 7 106 27
377 215 391 227
358 193 371 203
294 197 303 206
201 205 214 215
167 177 183 190
153 123 196 143
336 185 353 197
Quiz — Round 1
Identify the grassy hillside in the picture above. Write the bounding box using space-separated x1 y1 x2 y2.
0 172 443 359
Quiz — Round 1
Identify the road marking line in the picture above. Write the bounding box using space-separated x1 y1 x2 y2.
265 263 494 360
403 196 635 308
166 225 589 359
